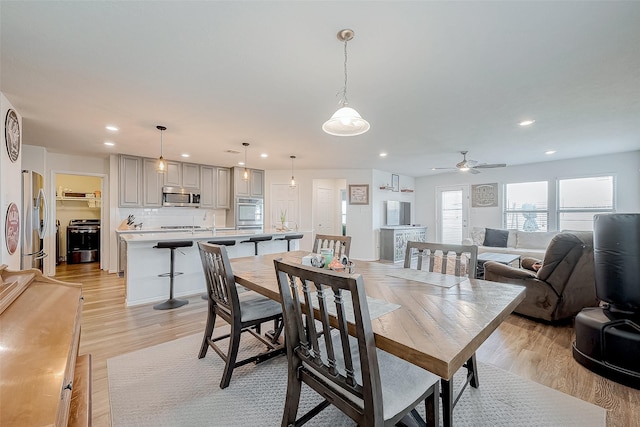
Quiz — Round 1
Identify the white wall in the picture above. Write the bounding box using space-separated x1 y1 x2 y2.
265 168 416 261
0 93 23 269
414 151 640 239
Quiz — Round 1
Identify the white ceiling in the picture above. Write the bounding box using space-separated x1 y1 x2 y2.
1 1 639 177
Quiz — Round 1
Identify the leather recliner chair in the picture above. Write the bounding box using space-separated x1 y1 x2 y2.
573 213 640 389
484 231 599 322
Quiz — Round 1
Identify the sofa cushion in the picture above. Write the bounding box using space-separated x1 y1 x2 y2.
483 228 509 247
470 227 485 246
516 231 558 250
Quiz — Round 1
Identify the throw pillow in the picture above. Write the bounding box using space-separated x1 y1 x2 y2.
483 228 509 247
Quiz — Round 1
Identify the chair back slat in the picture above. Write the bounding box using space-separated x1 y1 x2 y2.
312 234 352 259
198 242 240 315
274 259 382 416
404 241 478 278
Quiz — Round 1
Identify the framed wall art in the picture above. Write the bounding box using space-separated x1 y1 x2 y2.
5 109 20 163
471 183 499 207
349 184 369 205
392 174 399 192
5 202 20 254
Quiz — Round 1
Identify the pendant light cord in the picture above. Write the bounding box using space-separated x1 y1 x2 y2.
341 38 349 106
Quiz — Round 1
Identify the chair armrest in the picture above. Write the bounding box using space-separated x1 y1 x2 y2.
483 261 538 281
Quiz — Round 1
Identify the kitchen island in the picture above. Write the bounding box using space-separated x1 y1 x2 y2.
118 229 306 306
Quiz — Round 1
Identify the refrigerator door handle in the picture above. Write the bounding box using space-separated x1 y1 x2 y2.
34 250 48 260
36 188 48 239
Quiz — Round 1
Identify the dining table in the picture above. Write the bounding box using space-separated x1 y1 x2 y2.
230 250 526 426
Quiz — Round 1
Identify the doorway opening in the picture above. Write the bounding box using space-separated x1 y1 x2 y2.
53 172 105 275
312 179 346 239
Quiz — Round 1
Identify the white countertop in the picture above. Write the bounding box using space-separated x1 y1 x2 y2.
119 229 307 243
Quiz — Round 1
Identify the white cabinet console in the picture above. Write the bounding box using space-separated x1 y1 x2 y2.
380 226 427 262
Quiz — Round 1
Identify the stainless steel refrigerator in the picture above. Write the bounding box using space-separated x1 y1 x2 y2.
21 170 48 271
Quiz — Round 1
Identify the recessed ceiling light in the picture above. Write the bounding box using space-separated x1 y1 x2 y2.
519 120 535 126
181 153 190 158
238 161 245 166
104 141 115 146
379 152 388 157
105 125 119 131
260 153 268 158
545 150 556 155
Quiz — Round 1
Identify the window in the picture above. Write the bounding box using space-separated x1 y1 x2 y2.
503 181 548 231
558 176 615 231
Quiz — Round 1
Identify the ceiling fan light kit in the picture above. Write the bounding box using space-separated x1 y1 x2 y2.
322 29 370 137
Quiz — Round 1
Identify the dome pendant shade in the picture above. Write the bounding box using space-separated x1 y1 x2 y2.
322 106 370 136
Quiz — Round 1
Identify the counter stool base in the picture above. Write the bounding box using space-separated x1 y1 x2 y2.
154 298 189 310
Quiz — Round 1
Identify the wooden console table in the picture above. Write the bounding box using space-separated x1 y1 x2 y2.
0 265 91 426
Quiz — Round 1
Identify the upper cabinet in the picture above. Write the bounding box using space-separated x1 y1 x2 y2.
142 158 163 207
119 155 142 207
233 167 264 198
216 167 231 209
200 166 215 208
163 161 200 189
120 155 228 209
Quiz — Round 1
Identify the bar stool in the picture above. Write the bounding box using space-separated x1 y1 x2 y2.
153 240 193 310
201 240 237 300
275 233 304 251
240 235 273 256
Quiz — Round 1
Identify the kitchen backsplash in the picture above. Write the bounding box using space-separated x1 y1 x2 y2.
118 208 227 229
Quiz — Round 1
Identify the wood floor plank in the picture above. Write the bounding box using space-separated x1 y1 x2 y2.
56 262 638 427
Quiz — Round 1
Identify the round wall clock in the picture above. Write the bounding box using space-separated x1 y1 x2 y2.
5 109 21 163
5 202 20 255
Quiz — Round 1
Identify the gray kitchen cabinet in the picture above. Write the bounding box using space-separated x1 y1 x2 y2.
216 167 231 209
142 158 163 207
182 163 200 188
200 166 215 208
233 167 264 198
163 161 182 187
119 155 142 207
380 226 428 262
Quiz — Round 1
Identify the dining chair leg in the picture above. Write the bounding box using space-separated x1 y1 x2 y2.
281 359 303 427
425 380 439 427
441 378 454 427
198 306 216 359
219 326 241 389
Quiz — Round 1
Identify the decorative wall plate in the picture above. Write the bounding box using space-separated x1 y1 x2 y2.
5 202 20 255
5 109 20 163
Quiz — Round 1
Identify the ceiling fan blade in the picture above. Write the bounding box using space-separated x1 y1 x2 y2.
468 168 481 174
474 163 506 169
431 167 456 170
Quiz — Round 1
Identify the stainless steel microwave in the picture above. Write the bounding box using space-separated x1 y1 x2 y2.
162 186 201 207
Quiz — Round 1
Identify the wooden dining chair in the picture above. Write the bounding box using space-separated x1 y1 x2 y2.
403 240 478 427
312 234 352 258
197 242 284 389
274 259 439 427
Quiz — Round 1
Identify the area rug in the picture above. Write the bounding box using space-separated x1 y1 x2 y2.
108 332 606 426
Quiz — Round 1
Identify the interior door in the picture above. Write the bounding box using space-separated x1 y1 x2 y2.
315 186 335 234
270 183 299 229
436 185 469 244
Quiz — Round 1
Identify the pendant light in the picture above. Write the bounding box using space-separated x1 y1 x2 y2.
242 142 250 181
322 29 370 137
289 155 296 188
156 125 167 173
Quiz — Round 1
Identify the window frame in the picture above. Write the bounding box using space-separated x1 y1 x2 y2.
556 174 616 231
502 180 549 231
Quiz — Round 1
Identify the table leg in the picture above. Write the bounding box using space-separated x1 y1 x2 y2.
467 354 479 388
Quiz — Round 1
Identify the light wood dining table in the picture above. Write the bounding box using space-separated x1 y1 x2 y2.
230 251 525 426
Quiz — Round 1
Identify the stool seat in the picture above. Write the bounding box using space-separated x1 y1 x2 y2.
274 234 304 251
207 240 236 246
154 240 194 249
240 235 273 255
153 240 193 310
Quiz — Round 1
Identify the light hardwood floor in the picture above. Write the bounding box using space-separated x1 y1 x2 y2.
56 262 638 427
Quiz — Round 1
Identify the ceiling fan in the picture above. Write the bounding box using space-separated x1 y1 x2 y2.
432 151 507 174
